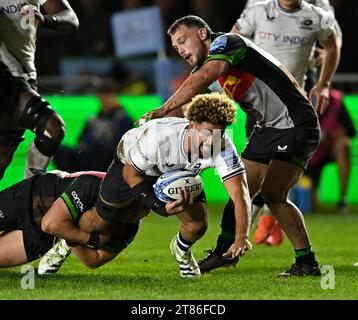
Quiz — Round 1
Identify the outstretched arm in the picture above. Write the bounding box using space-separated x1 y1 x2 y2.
222 173 252 258
140 60 230 123
162 60 230 115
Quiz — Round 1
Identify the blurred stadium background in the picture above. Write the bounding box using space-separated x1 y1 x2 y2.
1 0 357 207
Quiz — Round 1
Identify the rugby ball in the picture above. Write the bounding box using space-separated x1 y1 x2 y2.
153 170 203 203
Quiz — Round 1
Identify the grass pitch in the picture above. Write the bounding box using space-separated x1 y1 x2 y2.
1 204 358 300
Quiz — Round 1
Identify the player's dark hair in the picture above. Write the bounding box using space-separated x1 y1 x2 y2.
167 15 212 36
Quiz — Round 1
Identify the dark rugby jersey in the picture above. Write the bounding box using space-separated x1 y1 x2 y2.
201 33 317 129
8 172 128 253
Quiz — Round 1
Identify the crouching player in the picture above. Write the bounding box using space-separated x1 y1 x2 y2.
0 170 139 271
41 93 252 278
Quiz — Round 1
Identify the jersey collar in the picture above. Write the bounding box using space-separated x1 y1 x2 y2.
276 0 303 14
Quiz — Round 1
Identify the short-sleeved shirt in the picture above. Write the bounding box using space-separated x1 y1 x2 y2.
201 31 317 129
117 117 245 182
0 0 47 81
235 0 335 86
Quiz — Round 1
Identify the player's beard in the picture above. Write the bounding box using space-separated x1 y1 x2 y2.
192 42 208 67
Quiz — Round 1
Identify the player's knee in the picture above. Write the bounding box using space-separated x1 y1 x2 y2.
19 97 65 156
260 185 287 205
186 220 207 238
46 113 66 144
34 116 65 157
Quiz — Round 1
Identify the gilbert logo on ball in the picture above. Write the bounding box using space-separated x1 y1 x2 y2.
153 170 203 203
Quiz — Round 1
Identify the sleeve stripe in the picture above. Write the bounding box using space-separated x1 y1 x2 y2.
222 169 246 182
205 54 232 64
206 47 247 65
61 193 79 222
127 154 145 174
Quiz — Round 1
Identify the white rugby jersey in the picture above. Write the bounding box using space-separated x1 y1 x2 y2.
117 118 245 182
237 0 335 86
245 0 342 44
0 0 47 81
246 0 333 10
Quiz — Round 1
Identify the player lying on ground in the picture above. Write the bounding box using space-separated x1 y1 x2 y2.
0 170 139 271
40 93 252 278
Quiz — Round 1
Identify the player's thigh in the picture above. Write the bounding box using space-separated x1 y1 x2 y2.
261 159 303 202
0 230 28 268
176 201 208 227
241 158 267 199
114 200 151 224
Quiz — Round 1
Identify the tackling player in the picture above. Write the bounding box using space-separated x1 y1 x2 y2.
0 170 139 271
0 0 78 179
138 15 322 277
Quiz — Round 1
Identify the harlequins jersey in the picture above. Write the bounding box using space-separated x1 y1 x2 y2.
203 32 317 129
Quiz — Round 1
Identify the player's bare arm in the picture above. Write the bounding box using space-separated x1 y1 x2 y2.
222 173 252 258
122 162 193 216
41 199 109 247
309 31 340 115
123 163 193 215
70 245 118 269
140 60 230 123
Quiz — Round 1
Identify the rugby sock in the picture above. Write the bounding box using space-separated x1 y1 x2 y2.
252 193 265 223
220 200 236 240
176 233 194 254
295 246 318 267
59 239 70 255
24 142 52 178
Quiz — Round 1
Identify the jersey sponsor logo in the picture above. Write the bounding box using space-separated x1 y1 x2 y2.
257 31 307 45
210 36 228 54
218 69 255 102
71 191 84 213
0 4 25 15
136 141 149 162
187 162 202 175
301 18 313 26
0 210 4 219
222 75 241 99
266 13 275 21
220 151 241 170
300 18 314 30
277 145 288 152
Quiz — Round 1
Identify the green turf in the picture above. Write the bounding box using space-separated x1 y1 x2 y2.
1 204 358 300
